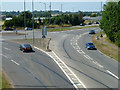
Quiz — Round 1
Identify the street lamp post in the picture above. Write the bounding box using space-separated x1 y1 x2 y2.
32 0 35 45
24 0 26 39
39 2 47 38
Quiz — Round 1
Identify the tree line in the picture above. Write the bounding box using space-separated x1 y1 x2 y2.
4 11 84 28
100 1 120 47
2 10 101 19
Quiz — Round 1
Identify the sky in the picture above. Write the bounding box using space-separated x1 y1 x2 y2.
1 0 107 12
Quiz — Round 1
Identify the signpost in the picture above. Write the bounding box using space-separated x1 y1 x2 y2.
42 27 47 38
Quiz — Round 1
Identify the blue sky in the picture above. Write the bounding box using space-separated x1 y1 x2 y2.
1 1 106 12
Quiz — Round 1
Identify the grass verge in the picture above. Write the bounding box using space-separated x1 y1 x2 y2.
0 71 12 88
92 31 119 62
48 25 99 32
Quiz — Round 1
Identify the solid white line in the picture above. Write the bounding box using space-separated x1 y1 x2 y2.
34 46 87 88
11 60 20 66
52 51 87 88
48 52 79 89
106 70 119 80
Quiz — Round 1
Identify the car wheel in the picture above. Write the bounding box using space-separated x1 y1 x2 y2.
19 48 22 51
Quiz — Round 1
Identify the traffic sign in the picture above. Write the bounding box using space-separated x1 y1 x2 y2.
42 27 47 36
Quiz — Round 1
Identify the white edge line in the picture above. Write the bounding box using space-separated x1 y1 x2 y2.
106 70 119 80
52 51 87 88
34 46 87 89
34 47 78 89
97 49 116 61
11 60 20 66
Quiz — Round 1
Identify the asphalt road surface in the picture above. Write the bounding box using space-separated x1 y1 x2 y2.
1 27 120 89
2 40 75 88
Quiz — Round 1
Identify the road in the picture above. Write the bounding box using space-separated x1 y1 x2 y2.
2 40 75 88
1 27 119 89
48 27 119 88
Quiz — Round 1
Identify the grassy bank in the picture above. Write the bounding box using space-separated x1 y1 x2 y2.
48 25 99 32
0 71 12 88
92 31 119 62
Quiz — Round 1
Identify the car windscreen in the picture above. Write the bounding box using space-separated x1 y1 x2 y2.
24 44 31 48
90 30 94 32
88 43 93 45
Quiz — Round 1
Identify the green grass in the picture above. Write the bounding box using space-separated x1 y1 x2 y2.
0 71 12 89
47 25 99 32
92 32 119 62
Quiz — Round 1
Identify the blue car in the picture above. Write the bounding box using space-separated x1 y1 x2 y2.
86 42 96 50
89 30 95 34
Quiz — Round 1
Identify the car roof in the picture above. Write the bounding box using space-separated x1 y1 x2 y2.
87 42 93 44
21 44 31 46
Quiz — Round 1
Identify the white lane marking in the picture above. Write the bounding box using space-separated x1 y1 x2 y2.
77 50 85 54
11 60 20 66
70 32 105 69
68 74 73 76
34 46 87 89
0 54 8 58
76 83 82 86
72 78 78 80
3 47 11 50
84 55 90 59
106 70 119 80
52 51 87 88
92 61 104 68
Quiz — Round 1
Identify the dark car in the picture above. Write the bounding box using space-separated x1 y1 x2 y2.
89 30 95 34
94 22 99 24
4 28 13 31
86 42 96 50
19 44 33 52
88 22 92 25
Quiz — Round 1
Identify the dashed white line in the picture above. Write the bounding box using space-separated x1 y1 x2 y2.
0 54 8 58
3 47 11 50
84 55 90 59
92 61 104 68
106 70 119 80
11 60 20 66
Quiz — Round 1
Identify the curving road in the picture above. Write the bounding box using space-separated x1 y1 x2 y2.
1 27 119 89
48 27 119 88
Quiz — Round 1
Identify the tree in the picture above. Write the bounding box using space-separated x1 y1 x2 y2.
100 1 120 47
4 11 38 28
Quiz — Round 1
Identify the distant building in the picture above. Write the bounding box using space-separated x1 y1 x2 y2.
51 14 59 17
6 17 12 20
83 16 102 20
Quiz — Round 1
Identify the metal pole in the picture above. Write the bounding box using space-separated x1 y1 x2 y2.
44 3 46 26
49 2 51 25
32 0 35 45
24 0 26 39
101 1 102 15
